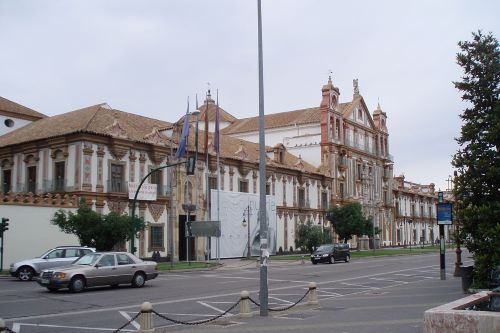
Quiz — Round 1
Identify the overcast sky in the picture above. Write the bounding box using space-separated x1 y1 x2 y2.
1 0 499 191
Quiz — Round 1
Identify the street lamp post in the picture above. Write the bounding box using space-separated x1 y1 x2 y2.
408 219 413 251
242 206 252 259
452 171 463 277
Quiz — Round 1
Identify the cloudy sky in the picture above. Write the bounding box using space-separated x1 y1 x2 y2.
1 0 499 191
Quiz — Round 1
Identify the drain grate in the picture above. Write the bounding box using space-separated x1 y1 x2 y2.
278 312 318 320
206 320 240 327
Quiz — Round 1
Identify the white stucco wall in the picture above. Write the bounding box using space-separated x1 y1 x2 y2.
1 205 79 267
0 115 32 136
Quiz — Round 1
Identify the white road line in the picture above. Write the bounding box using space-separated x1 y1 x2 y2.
215 275 311 284
370 277 408 284
119 311 140 329
197 301 227 314
269 296 294 304
318 290 342 296
12 323 135 331
341 282 378 289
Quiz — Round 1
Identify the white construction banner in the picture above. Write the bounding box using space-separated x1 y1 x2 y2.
128 182 157 201
210 190 277 258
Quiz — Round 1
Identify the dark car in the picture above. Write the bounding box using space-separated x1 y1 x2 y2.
310 243 350 264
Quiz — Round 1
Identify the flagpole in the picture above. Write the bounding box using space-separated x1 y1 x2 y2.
257 0 268 317
216 89 221 263
204 91 211 260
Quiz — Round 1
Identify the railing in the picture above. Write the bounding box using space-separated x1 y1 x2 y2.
43 179 66 192
16 182 38 193
2 183 10 194
107 180 128 193
156 185 172 197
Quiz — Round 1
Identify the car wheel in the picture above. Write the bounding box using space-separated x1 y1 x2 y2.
132 272 146 288
329 256 335 264
311 260 318 265
47 287 59 292
69 276 85 293
345 255 350 263
18 266 35 281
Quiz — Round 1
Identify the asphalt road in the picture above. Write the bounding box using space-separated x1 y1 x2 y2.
0 251 471 333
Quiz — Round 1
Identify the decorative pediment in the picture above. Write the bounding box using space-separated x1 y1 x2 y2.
107 200 128 215
109 143 128 161
105 114 128 139
234 141 248 160
148 203 165 222
295 155 305 171
144 127 168 146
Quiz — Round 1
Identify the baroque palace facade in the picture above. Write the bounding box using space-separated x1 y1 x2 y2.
0 78 441 265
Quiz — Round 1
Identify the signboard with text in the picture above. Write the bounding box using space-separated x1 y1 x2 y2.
128 182 157 201
436 203 453 225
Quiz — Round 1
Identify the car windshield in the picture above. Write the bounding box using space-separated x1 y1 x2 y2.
74 253 101 265
317 245 333 251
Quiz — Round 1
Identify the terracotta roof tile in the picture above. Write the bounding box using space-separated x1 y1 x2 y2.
0 104 172 147
0 96 46 120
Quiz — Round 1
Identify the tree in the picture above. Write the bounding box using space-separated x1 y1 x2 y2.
326 203 377 247
294 220 325 253
52 199 145 251
452 31 500 287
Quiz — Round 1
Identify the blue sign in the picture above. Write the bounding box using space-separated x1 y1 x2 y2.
436 203 453 225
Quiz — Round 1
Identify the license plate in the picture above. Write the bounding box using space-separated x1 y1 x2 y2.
41 278 49 284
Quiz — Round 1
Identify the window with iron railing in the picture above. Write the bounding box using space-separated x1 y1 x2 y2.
109 164 126 192
27 166 37 193
298 188 306 208
2 169 11 193
149 225 164 251
239 180 248 193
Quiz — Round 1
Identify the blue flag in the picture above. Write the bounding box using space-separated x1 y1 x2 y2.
214 90 220 154
175 100 190 159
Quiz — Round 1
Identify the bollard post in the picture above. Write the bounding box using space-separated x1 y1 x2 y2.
239 290 252 318
301 255 305 264
256 258 260 268
138 302 154 333
0 318 5 332
307 282 318 306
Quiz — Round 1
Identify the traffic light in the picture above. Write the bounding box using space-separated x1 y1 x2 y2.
0 217 9 235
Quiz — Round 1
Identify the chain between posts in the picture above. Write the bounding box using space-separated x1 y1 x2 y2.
152 300 240 325
248 288 311 311
112 312 141 333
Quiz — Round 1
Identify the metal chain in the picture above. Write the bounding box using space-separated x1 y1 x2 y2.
152 299 240 326
112 312 141 333
248 288 310 312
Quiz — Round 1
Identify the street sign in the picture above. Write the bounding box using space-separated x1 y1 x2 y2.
436 203 453 225
189 221 221 237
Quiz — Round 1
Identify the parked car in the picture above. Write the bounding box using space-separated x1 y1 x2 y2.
37 252 159 292
310 243 350 264
9 246 95 281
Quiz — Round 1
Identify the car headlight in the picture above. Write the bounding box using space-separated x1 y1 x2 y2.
10 263 14 268
310 255 314 258
322 254 329 257
53 272 67 279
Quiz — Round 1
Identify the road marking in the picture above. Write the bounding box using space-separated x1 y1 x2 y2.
341 282 378 289
197 301 227 314
119 311 140 329
269 296 294 304
370 277 407 284
318 290 342 296
11 322 135 332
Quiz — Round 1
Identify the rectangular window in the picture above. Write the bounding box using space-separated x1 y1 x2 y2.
150 225 164 250
27 166 37 193
54 161 65 191
357 164 362 180
2 169 11 193
339 183 345 199
239 180 248 193
266 183 270 195
321 192 328 210
298 188 305 208
207 176 217 207
110 164 124 192
149 167 163 196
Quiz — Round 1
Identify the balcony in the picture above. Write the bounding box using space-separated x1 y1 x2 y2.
16 182 38 193
43 179 67 193
156 185 172 197
107 180 128 193
2 183 11 194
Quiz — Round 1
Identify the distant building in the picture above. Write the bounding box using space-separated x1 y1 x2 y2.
0 79 440 265
0 96 46 136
